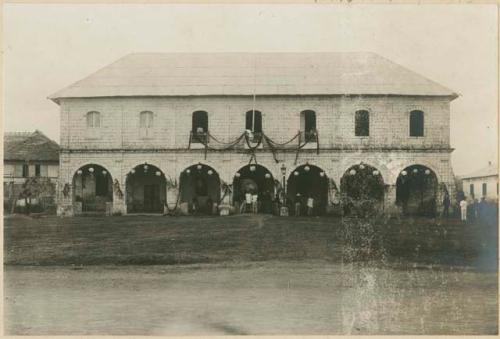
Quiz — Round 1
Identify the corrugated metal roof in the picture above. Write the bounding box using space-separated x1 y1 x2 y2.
462 163 498 179
49 52 458 101
4 130 60 162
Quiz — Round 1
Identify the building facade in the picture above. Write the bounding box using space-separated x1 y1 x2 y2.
4 130 60 212
50 52 458 216
462 162 498 202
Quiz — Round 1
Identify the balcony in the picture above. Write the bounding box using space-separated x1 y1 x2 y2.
190 131 208 144
303 131 318 143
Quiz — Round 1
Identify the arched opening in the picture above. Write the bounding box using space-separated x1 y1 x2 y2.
180 163 220 215
300 110 317 142
409 110 424 137
396 164 438 217
355 110 369 137
72 164 113 213
340 163 385 216
233 164 275 214
126 163 166 213
286 164 329 216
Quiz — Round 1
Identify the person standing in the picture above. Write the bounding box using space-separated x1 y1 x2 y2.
252 192 258 214
307 196 314 216
459 198 468 222
442 192 450 218
294 193 301 216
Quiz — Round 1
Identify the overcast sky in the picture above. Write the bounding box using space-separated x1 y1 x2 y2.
3 4 498 175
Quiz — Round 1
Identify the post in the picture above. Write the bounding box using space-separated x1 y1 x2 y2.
280 164 289 216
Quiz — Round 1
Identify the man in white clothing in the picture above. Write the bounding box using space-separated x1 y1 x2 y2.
459 198 468 222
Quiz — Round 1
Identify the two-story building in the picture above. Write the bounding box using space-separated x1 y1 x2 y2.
4 130 60 212
50 52 458 216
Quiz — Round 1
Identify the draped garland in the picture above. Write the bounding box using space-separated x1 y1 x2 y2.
188 129 320 165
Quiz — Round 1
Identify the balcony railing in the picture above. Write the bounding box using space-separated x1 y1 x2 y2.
190 131 208 144
301 131 318 143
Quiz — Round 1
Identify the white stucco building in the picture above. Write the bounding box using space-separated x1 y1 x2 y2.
462 162 498 202
49 52 458 216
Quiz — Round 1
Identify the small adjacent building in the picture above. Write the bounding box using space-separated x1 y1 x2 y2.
461 162 498 202
3 130 60 212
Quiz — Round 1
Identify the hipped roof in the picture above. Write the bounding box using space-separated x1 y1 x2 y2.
50 52 458 102
4 130 60 162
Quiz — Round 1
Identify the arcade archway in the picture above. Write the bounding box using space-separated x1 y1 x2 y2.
126 163 166 213
72 164 113 213
180 163 220 215
286 164 329 216
396 164 438 216
233 164 275 213
340 163 385 216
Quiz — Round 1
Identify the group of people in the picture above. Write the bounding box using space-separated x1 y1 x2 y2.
457 195 497 224
442 191 497 224
293 193 316 216
239 190 274 214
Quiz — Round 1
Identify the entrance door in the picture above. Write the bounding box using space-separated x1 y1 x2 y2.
144 184 160 213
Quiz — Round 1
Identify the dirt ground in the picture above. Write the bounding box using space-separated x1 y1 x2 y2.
3 214 498 335
4 262 497 335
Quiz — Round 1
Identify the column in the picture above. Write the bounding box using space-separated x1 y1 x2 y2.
384 184 401 216
112 176 127 215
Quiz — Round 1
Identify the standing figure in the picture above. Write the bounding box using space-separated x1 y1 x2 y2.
442 191 450 218
307 196 314 216
459 198 468 222
294 193 301 216
252 192 258 214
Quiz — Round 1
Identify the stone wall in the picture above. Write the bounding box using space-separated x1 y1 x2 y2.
59 95 451 150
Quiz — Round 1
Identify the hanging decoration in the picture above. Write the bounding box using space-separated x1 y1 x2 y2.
88 167 94 173
187 128 320 166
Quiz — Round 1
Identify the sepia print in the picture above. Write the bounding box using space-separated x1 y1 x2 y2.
3 3 498 336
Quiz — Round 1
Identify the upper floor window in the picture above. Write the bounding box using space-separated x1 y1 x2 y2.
139 111 154 128
355 110 369 137
245 110 262 134
192 111 208 143
470 183 474 197
482 183 487 196
22 164 29 178
139 111 154 138
300 110 317 142
86 111 101 128
409 110 424 137
35 164 41 177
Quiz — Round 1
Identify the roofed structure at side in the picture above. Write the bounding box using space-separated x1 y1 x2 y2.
4 130 60 162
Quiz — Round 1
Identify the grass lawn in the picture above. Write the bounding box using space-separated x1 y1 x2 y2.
4 213 497 269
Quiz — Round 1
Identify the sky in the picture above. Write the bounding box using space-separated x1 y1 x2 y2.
3 4 498 176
